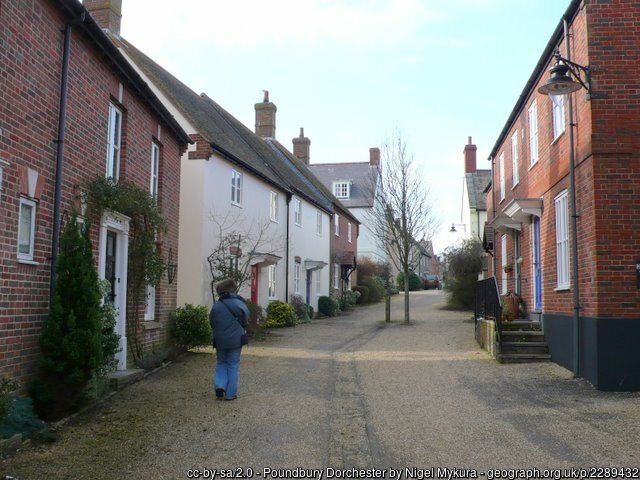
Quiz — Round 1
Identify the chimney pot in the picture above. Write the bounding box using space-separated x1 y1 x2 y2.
293 127 311 166
255 91 277 138
464 136 477 173
369 147 380 167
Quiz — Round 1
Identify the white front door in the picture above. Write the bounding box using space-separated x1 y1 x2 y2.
99 211 130 370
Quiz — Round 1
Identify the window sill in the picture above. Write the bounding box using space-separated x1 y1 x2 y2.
143 321 161 330
511 182 519 191
17 258 39 266
528 161 539 172
554 287 571 292
231 202 242 208
551 130 565 145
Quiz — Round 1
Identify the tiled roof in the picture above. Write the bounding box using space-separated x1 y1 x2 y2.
265 140 360 223
308 162 378 208
108 34 362 219
465 170 491 211
109 34 287 192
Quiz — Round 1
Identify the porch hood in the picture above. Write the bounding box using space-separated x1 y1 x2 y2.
490 198 543 232
249 253 281 267
304 260 327 271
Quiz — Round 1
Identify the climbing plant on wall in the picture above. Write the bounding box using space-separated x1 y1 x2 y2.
86 177 166 362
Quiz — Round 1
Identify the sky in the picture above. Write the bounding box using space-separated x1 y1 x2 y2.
119 0 569 255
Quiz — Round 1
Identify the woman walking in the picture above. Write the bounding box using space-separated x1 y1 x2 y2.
210 278 249 401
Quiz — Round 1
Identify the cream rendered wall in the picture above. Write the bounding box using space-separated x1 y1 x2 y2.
288 197 331 311
176 154 207 306
197 155 288 308
349 206 386 262
119 49 289 310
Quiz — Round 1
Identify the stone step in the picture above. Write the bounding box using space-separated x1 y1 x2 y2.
501 320 542 332
501 341 549 355
499 353 552 364
501 330 546 342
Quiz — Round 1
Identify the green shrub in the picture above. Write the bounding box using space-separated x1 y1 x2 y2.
306 304 314 319
444 239 484 310
35 214 103 420
362 277 385 302
0 378 19 425
263 301 299 328
0 397 45 440
396 271 422 291
318 296 339 317
246 300 266 334
340 290 359 311
289 294 311 323
352 285 370 304
170 304 212 350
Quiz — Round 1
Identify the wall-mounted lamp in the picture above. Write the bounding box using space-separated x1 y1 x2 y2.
167 248 177 284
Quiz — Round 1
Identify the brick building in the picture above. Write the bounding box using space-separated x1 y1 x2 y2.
0 0 189 383
486 0 640 390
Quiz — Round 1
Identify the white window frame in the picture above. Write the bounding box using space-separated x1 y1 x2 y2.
18 197 37 262
150 141 160 199
348 222 352 243
529 100 539 166
106 102 122 179
268 264 277 299
501 234 507 294
555 190 570 289
294 261 301 294
144 285 156 321
231 169 242 205
270 191 278 222
499 153 505 202
552 95 566 140
334 214 340 236
511 132 519 187
315 269 321 297
332 181 350 199
334 263 340 291
316 210 322 236
294 198 302 226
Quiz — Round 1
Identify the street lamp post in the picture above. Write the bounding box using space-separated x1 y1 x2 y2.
537 19 594 378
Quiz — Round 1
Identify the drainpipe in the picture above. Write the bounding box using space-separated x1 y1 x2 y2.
564 18 581 377
489 155 497 276
51 15 84 300
285 193 291 301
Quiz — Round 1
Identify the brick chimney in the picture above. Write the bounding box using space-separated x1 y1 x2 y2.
255 90 277 139
84 0 122 35
369 147 380 167
464 136 477 173
292 128 311 165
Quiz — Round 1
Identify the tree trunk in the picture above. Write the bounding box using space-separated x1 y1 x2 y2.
403 268 410 324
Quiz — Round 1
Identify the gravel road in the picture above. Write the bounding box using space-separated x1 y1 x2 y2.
2 291 639 479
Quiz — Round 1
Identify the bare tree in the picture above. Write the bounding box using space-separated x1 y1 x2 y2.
206 209 283 302
368 129 441 323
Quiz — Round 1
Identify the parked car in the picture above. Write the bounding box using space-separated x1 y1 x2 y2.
423 274 441 290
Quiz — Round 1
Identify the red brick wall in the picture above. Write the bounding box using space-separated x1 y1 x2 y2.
587 0 640 318
0 0 184 383
330 209 358 290
489 1 640 320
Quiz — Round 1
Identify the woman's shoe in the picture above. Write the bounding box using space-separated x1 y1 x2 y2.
215 388 225 399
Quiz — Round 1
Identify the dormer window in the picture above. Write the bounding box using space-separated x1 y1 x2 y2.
333 181 350 199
